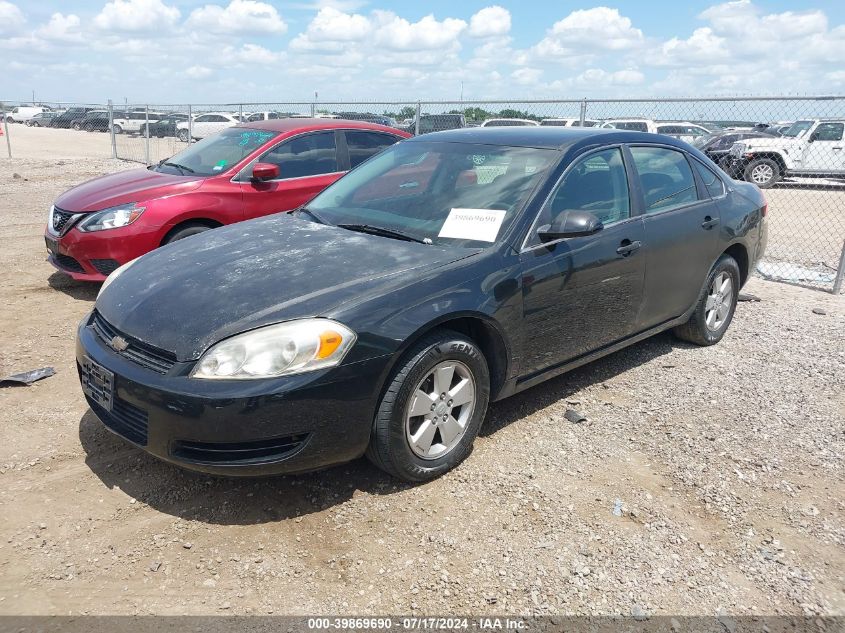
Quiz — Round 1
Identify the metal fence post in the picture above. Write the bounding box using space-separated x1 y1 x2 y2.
833 240 845 295
414 102 421 136
144 105 150 165
2 105 10 160
239 103 243 122
108 99 116 159
187 104 193 146
579 98 587 126
310 102 315 117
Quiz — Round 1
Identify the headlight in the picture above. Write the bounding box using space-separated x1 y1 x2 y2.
730 142 746 157
191 319 357 380
77 203 145 232
97 257 138 298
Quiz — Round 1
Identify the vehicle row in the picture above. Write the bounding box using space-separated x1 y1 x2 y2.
48 121 767 481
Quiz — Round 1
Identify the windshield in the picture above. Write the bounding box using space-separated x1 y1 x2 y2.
306 141 558 247
153 127 279 176
782 120 813 138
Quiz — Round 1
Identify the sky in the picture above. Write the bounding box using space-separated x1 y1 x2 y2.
2 0 844 104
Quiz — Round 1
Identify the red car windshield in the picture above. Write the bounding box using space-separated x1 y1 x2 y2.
154 127 279 177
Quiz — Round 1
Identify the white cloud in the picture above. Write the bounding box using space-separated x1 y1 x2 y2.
577 68 644 86
223 43 286 65
0 1 25 36
294 7 371 43
535 7 644 59
36 13 84 42
187 0 287 35
511 67 542 85
186 65 213 79
372 11 467 51
94 0 180 32
469 6 511 38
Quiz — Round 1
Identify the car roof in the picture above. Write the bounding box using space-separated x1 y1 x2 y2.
407 126 693 150
236 117 408 136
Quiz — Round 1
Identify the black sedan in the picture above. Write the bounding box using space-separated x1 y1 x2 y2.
694 131 777 176
77 128 768 481
139 113 188 137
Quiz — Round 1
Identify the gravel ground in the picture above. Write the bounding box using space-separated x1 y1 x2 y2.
0 152 843 618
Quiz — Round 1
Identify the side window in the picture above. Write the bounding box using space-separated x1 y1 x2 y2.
195 115 211 122
657 125 682 135
812 123 844 141
345 131 402 168
247 113 263 122
261 132 338 179
692 159 725 198
630 146 698 213
538 148 630 229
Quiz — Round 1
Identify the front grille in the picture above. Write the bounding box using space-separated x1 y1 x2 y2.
51 206 78 235
54 253 85 273
88 395 149 446
91 311 177 374
172 434 309 465
91 258 120 276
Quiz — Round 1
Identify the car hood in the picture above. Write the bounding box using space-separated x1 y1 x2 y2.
95 214 475 361
740 136 801 150
54 168 203 213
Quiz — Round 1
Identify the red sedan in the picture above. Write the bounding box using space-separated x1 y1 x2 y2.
45 119 410 281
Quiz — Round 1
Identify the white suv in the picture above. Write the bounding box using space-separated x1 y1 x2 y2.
728 119 845 187
600 119 711 143
112 111 165 135
5 106 50 124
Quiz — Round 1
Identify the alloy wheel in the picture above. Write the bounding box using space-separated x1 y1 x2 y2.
405 360 476 460
751 163 774 184
705 272 733 331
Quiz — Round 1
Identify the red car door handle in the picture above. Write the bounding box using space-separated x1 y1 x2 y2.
616 240 641 256
701 216 719 229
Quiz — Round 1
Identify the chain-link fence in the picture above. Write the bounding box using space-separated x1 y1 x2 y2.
2 96 844 293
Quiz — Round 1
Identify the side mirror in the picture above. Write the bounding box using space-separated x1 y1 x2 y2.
538 210 604 242
251 162 279 181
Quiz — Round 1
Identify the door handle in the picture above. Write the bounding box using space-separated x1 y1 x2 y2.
833 147 843 151
616 239 641 256
701 216 719 230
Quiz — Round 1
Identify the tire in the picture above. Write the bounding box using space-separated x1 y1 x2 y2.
743 157 780 188
673 255 741 346
24 120 33 127
162 223 213 245
177 129 190 142
717 156 739 178
72 122 81 131
112 124 123 135
366 329 490 481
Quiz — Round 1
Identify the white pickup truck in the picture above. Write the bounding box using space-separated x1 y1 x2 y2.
728 119 845 187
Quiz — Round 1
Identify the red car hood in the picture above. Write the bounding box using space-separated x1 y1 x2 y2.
54 168 204 213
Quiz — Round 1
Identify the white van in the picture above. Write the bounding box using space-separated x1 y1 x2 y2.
5 106 50 124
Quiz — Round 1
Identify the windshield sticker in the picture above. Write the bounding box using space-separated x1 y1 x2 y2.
212 159 227 171
439 208 506 242
239 130 275 147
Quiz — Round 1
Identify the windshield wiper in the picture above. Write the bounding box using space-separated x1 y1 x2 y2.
159 161 195 174
294 206 330 225
337 223 432 245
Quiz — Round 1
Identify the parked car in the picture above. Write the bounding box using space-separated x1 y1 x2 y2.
479 118 539 127
176 112 241 141
112 111 165 134
70 110 111 131
25 112 58 127
601 119 711 143
728 119 845 187
77 127 767 481
540 118 600 127
51 107 96 129
334 112 396 127
139 113 189 138
693 131 779 175
244 111 284 123
406 114 466 135
45 119 409 281
4 106 50 124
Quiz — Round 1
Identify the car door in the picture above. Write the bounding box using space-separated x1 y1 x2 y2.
343 129 404 169
628 145 721 329
802 122 845 173
238 130 343 220
191 114 212 138
519 147 646 374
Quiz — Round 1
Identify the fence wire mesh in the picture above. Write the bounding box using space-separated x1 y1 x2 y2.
1 96 844 292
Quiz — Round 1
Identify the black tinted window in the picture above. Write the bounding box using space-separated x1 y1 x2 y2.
262 132 338 178
346 131 401 168
813 123 844 141
540 148 630 228
630 147 698 213
692 159 725 198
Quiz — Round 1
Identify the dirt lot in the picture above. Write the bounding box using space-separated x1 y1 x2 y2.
0 131 843 617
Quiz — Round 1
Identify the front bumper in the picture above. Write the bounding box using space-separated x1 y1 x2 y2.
45 222 163 282
76 314 386 476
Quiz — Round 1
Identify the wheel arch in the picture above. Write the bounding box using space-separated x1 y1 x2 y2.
160 217 224 245
748 151 787 172
722 242 750 287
